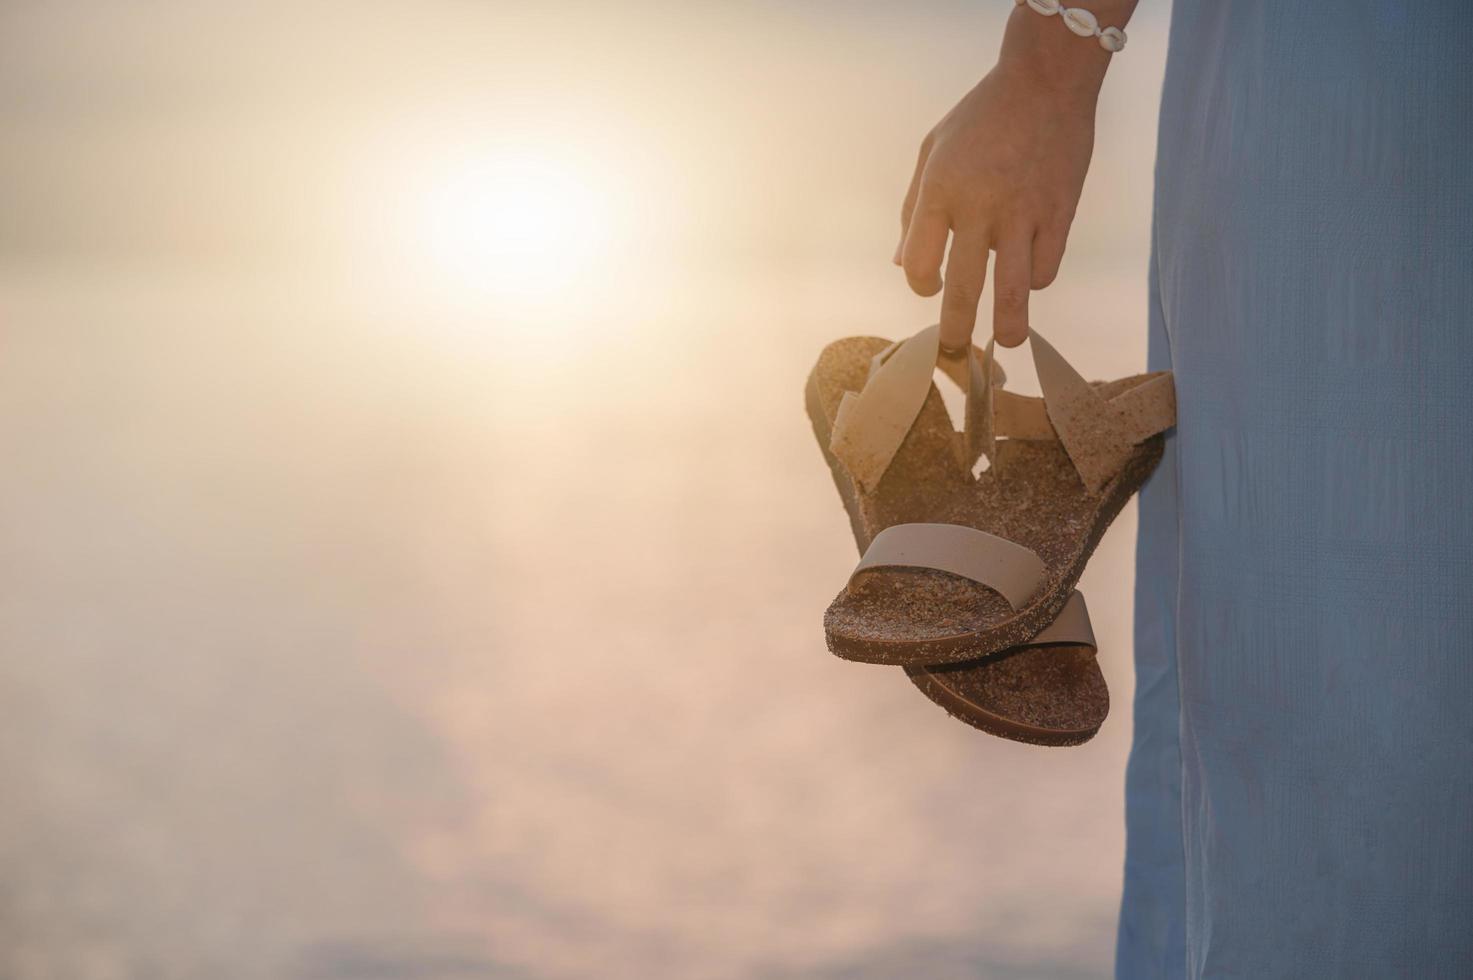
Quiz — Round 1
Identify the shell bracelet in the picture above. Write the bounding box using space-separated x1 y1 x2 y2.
1013 0 1127 53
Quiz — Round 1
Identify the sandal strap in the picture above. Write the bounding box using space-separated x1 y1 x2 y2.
829 324 994 492
1030 328 1134 492
830 324 1176 495
1026 590 1096 650
850 522 1046 609
851 522 1097 649
1030 328 1176 492
991 375 1174 445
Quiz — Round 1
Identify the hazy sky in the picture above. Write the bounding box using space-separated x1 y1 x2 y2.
1 1 1170 273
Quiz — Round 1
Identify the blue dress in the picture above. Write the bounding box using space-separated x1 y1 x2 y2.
1118 3 1473 976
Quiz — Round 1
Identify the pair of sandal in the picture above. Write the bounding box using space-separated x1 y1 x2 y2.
806 323 1176 746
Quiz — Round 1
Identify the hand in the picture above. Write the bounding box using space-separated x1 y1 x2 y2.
896 12 1115 349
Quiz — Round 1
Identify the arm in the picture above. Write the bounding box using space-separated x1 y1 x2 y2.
896 0 1139 349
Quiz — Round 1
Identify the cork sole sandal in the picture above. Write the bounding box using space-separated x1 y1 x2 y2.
808 329 1113 745
808 324 1174 668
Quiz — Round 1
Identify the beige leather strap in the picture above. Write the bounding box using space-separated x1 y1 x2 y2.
1028 590 1096 649
830 326 942 493
1030 329 1136 493
850 522 1047 609
829 324 996 492
1030 328 1176 492
830 323 1175 495
852 522 1096 649
992 366 1174 453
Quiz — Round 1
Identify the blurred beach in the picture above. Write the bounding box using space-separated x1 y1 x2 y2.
0 3 1169 978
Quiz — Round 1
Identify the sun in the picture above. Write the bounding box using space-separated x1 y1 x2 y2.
414 146 617 310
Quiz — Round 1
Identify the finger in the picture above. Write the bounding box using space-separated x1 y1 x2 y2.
1030 219 1070 289
901 185 948 297
992 228 1034 348
894 137 933 265
939 229 990 352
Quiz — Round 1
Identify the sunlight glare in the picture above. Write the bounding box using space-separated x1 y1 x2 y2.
416 148 616 311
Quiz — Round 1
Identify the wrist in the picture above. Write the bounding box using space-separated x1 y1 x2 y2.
995 1 1132 109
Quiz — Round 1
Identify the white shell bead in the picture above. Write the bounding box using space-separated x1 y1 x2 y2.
1062 7 1099 37
1016 1 1127 56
